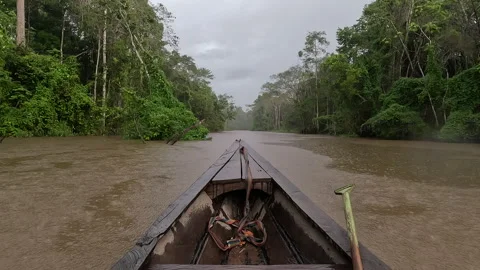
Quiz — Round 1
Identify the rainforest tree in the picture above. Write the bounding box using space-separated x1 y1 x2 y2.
250 0 480 142
0 0 234 141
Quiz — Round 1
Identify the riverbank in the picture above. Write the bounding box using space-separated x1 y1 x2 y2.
253 129 480 144
0 132 214 145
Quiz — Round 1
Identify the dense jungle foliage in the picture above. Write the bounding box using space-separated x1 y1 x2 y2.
0 0 235 141
248 0 480 142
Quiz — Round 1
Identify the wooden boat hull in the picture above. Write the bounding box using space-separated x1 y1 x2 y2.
113 140 389 270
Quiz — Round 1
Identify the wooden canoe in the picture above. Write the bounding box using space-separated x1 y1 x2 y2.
113 140 389 270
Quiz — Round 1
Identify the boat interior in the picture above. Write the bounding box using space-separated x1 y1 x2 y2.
142 147 352 269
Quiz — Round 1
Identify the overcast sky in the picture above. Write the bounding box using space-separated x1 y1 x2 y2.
154 0 372 107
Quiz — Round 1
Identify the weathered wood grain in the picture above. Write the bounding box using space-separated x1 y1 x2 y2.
244 156 271 181
212 148 242 182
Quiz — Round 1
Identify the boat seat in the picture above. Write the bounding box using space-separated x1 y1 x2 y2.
207 149 272 199
212 149 272 183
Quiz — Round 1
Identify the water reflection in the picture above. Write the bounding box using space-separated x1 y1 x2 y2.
56 179 141 252
269 137 480 188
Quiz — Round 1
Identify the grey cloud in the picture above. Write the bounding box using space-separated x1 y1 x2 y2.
222 67 256 81
156 0 373 107
196 48 232 60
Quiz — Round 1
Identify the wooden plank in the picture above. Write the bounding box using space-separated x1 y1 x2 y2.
239 141 390 270
226 243 266 265
261 211 298 264
148 192 214 265
150 264 349 270
244 156 271 181
212 148 242 182
269 189 345 264
198 198 234 265
205 181 272 199
112 141 241 270
196 237 225 265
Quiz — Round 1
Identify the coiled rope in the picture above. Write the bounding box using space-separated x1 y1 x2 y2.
208 146 267 251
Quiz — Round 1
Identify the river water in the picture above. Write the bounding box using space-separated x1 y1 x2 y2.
0 131 479 269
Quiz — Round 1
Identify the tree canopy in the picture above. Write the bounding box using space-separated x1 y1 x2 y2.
250 0 480 142
0 0 235 141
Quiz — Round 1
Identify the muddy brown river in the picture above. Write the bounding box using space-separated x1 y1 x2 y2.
1 131 479 269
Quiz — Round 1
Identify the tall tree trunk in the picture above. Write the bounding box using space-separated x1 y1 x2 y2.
26 0 30 45
101 9 107 133
60 10 67 63
276 105 278 130
469 0 480 37
327 95 331 133
333 102 336 135
278 103 281 129
273 104 277 130
442 71 450 124
458 0 469 22
93 29 101 103
93 30 102 104
16 0 26 46
417 62 440 127
314 63 320 132
400 0 414 77
120 11 150 80
389 19 415 75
